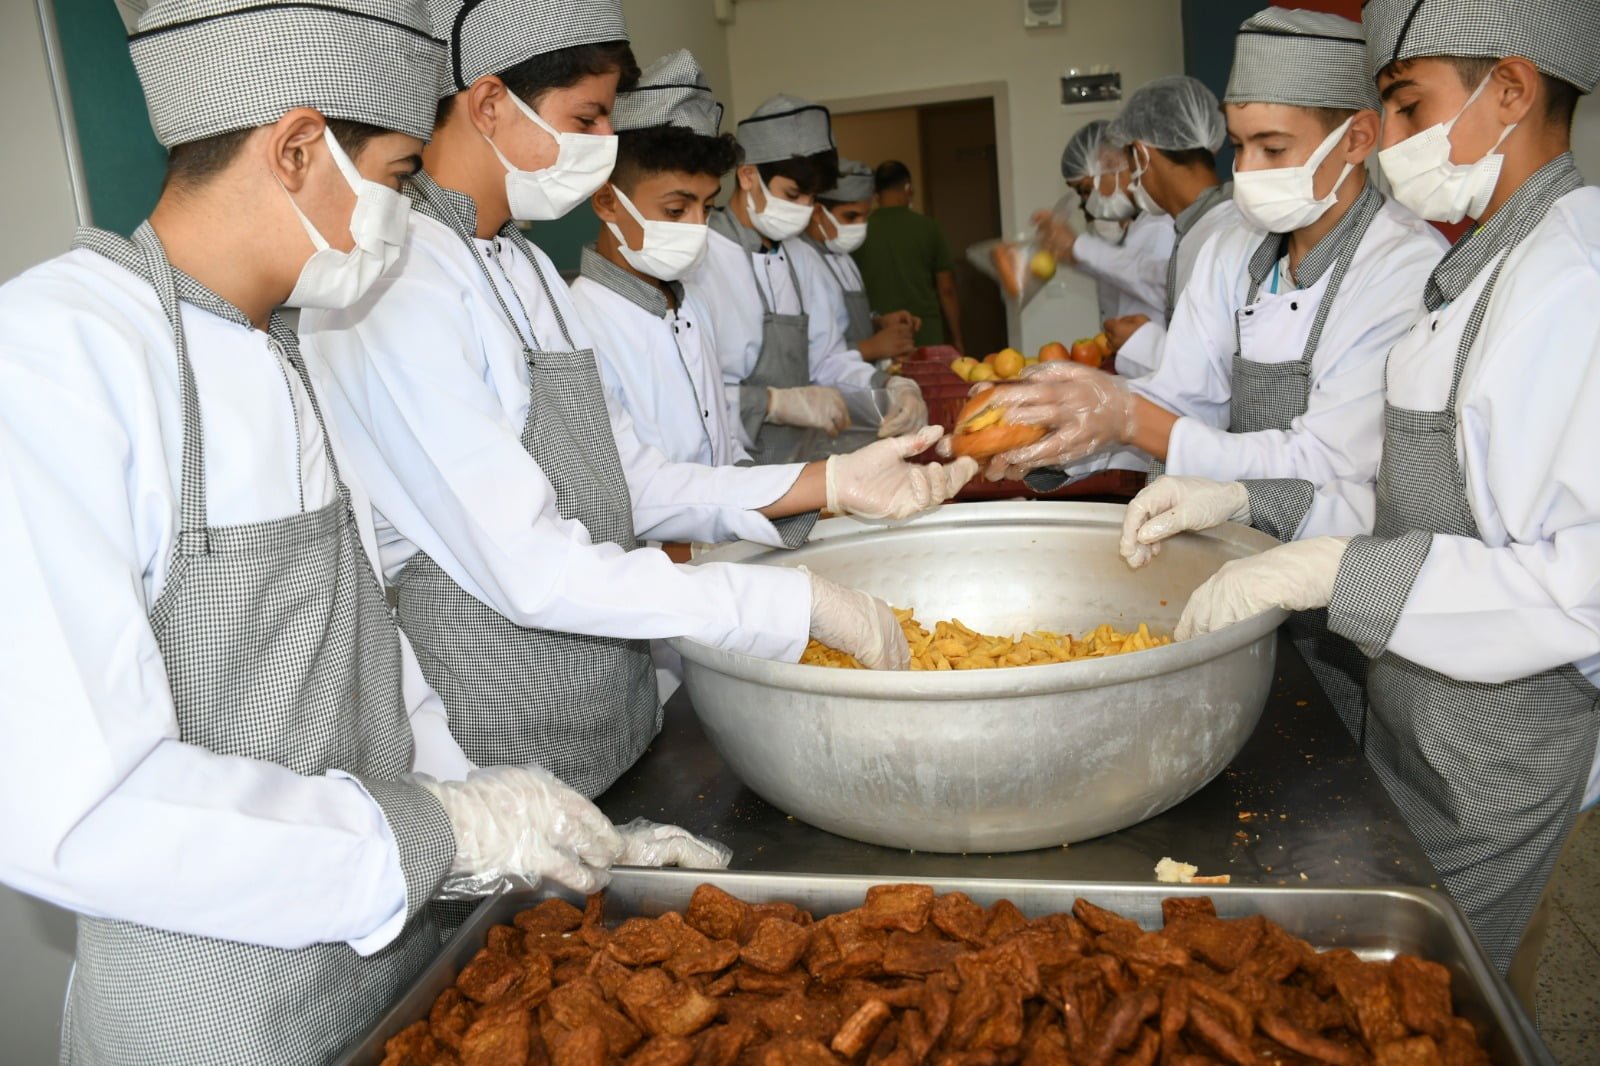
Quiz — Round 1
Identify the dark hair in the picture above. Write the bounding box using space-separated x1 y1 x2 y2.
435 40 640 130
163 118 386 193
1155 146 1216 170
873 159 912 192
1390 55 1580 128
612 125 741 190
1308 106 1361 132
756 149 839 198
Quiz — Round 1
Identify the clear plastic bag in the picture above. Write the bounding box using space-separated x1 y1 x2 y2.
968 233 1056 309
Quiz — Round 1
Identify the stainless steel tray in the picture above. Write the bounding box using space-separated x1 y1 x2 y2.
338 869 1550 1065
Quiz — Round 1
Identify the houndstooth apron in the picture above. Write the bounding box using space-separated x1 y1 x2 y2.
1362 252 1599 973
392 175 658 800
808 237 875 347
1229 186 1383 743
711 210 812 465
62 225 452 1065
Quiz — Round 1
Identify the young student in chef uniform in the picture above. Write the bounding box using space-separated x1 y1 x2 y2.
688 96 929 465
1048 76 1241 378
798 159 922 368
1047 119 1174 335
0 2 722 1060
972 9 1447 740
300 2 969 801
1122 0 1600 988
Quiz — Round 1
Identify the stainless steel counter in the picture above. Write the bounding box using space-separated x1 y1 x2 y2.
598 632 1438 888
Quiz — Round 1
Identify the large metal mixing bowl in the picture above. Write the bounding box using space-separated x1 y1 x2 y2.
668 502 1288 854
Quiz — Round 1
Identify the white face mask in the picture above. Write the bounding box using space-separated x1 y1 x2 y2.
1128 144 1166 217
1232 117 1356 234
604 185 710 281
485 91 618 222
820 205 868 254
1087 183 1136 222
746 178 814 241
280 127 411 310
1089 218 1128 244
1378 73 1517 224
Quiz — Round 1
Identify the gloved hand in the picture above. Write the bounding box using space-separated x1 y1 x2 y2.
1032 208 1079 263
1176 536 1351 641
805 568 910 670
979 362 1139 481
614 819 732 869
877 376 929 437
768 385 849 436
410 764 625 899
826 425 978 521
859 318 916 362
1120 477 1251 569
876 309 922 336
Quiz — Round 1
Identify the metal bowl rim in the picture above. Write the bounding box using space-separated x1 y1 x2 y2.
668 502 1289 699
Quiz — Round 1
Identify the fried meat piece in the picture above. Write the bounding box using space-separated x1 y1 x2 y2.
1160 896 1218 926
457 949 527 1007
741 916 814 974
515 899 586 935
1334 962 1408 1049
459 1004 533 1066
931 892 989 946
1083 989 1158 1066
755 990 845 1041
1258 1011 1368 1065
1390 955 1453 1039
548 1024 607 1066
739 901 812 943
1186 1002 1255 1066
1437 1018 1491 1066
1095 930 1191 980
832 999 894 1059
1162 915 1266 974
660 916 740 981
1114 1027 1160 1066
862 884 937 933
547 977 643 1057
615 969 720 1038
693 1021 759 1066
1374 1035 1443 1066
838 977 925 1012
487 924 526 956
948 957 1025 1051
1071 899 1142 940
429 988 477 1051
816 914 889 983
685 884 751 942
624 1036 696 1066
883 927 967 977
608 918 679 967
735 966 811 996
381 1021 441 1066
587 950 635 1000
757 1037 844 1065
984 899 1030 943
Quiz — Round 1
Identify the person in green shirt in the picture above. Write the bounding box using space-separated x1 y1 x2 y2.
853 160 965 352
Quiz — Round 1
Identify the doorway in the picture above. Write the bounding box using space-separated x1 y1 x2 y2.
832 97 1008 357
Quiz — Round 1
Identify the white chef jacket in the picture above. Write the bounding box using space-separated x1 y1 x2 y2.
1133 193 1447 539
689 219 879 448
1116 197 1244 379
0 249 468 959
300 207 813 663
1321 187 1600 807
1071 210 1175 325
570 268 751 468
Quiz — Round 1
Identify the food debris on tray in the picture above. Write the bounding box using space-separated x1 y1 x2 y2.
380 882 1492 1065
1154 857 1233 886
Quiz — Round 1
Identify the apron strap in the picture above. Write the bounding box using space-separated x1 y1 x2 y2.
1445 254 1509 417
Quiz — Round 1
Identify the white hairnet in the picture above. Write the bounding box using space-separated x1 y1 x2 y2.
1108 75 1226 154
1060 119 1110 182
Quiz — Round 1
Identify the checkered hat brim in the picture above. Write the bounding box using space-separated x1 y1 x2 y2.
130 0 444 145
822 159 873 203
613 48 721 135
433 0 629 94
1226 8 1379 111
737 94 834 164
1364 0 1599 93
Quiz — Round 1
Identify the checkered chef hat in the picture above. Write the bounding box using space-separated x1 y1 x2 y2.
1227 8 1380 111
430 0 629 95
613 49 722 136
822 160 874 204
129 0 445 146
736 94 835 165
1364 0 1599 93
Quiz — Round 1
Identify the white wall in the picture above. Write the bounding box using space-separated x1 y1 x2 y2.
721 0 1186 351
0 0 81 281
624 0 734 110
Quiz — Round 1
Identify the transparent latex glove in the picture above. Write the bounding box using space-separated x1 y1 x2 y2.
1032 208 1079 263
768 385 849 435
980 362 1138 481
877 376 930 437
1120 477 1250 569
826 425 977 521
409 764 625 899
804 567 910 670
615 819 733 868
1176 537 1351 641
